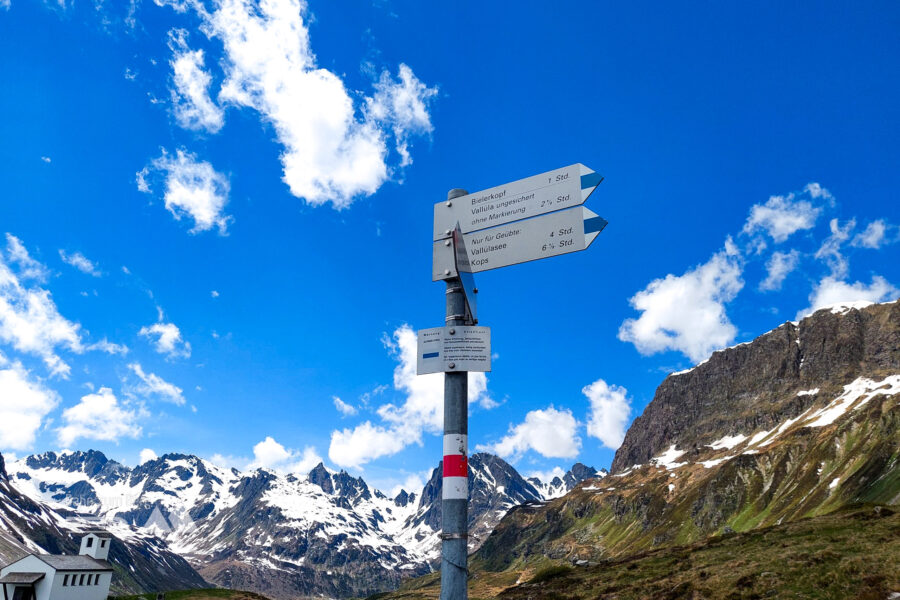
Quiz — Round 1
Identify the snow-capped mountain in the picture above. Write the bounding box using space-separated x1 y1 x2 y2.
0 452 207 595
3 450 599 599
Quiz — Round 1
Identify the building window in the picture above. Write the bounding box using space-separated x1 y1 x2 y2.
94 574 100 585
79 574 85 585
86 537 94 548
100 540 106 548
63 575 69 586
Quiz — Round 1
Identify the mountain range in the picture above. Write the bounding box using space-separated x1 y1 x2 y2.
380 299 900 598
0 446 600 598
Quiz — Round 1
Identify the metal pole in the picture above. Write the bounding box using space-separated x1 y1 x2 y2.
440 188 469 600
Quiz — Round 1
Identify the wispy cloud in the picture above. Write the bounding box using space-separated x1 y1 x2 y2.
59 249 101 277
168 29 225 133
128 362 185 405
138 320 191 359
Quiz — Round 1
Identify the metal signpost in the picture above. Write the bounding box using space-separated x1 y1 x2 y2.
418 167 607 600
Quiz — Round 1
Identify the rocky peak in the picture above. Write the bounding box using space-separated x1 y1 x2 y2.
308 462 333 493
563 463 600 488
611 300 900 473
0 452 6 482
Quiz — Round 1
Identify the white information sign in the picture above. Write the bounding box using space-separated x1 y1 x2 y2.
416 326 491 375
433 163 602 240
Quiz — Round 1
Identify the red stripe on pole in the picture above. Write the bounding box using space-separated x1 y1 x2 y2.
443 454 468 478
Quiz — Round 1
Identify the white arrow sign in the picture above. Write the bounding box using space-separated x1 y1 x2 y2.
433 206 607 276
433 163 602 240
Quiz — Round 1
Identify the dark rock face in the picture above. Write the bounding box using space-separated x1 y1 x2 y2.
612 302 900 473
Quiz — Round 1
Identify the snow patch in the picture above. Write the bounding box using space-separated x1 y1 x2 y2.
796 388 819 397
708 434 747 450
651 445 687 470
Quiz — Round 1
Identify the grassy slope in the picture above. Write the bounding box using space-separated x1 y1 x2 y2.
113 589 271 600
373 505 900 600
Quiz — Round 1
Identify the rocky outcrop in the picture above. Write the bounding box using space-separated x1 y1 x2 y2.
612 301 900 473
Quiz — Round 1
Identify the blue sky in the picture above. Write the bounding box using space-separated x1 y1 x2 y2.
0 0 898 493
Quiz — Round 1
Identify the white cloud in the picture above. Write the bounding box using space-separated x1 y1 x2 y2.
851 220 894 249
333 395 357 417
814 218 855 279
139 448 158 464
210 290 219 298
85 338 129 355
0 235 83 377
137 148 231 234
0 362 59 450
329 421 409 470
128 362 185 405
329 324 493 469
476 407 581 461
5 234 49 282
168 29 225 133
796 276 899 320
742 187 824 242
138 321 191 359
57 387 143 446
386 472 428 498
618 244 744 363
368 64 438 167
157 0 436 208
250 436 322 474
583 379 631 450
40 156 51 163
59 250 101 277
759 249 801 291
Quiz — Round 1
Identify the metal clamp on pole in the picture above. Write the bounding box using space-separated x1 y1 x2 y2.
440 533 468 540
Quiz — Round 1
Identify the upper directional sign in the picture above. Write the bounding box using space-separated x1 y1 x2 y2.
433 206 607 277
433 163 603 240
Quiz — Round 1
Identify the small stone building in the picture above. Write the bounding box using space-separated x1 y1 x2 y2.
0 532 114 600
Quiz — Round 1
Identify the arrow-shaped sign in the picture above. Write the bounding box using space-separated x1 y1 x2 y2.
433 206 607 277
433 163 602 240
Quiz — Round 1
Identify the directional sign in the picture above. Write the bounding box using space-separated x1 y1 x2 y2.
433 206 607 276
433 163 602 240
417 326 491 375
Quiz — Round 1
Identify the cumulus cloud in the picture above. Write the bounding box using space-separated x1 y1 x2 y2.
742 186 825 242
155 0 436 208
618 243 744 363
0 235 83 377
759 249 801 291
328 324 492 469
583 379 631 449
0 362 59 450
814 218 855 279
333 396 357 417
128 363 185 405
57 387 143 446
59 250 101 277
139 448 158 464
138 321 191 359
137 148 231 234
796 276 899 320
476 407 581 461
168 29 225 133
251 436 322 474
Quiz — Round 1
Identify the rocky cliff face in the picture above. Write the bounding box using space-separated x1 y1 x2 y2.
612 301 900 473
467 301 899 581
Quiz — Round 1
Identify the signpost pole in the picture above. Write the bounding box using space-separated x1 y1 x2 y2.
441 188 469 600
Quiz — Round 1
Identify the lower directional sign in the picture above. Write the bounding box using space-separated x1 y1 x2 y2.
433 206 607 276
417 326 491 375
